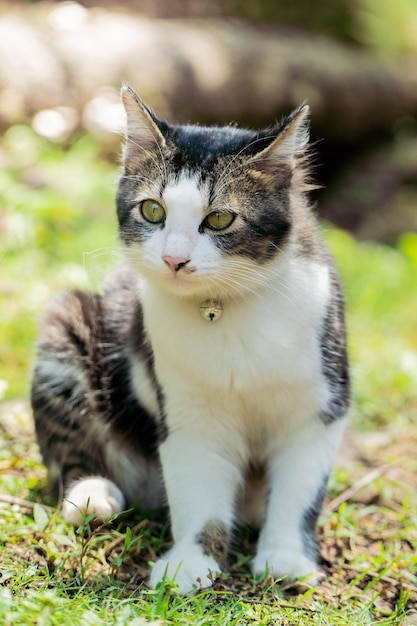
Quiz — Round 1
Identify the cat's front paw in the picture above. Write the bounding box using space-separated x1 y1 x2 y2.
253 549 324 585
62 477 125 526
149 544 221 593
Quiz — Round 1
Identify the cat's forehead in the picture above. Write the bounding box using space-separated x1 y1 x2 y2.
162 173 207 219
167 124 259 171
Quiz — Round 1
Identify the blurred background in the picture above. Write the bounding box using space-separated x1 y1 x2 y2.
0 0 416 442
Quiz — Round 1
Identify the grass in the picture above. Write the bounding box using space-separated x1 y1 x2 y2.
0 125 119 398
1 125 417 624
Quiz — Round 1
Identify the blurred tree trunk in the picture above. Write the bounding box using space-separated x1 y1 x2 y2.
0 3 416 137
1 3 416 237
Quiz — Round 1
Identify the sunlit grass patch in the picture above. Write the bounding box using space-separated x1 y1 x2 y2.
325 227 417 430
0 126 119 398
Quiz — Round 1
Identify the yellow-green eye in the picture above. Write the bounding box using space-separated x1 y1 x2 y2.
205 211 235 231
140 199 166 224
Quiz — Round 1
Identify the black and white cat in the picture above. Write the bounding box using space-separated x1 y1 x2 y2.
31 84 350 593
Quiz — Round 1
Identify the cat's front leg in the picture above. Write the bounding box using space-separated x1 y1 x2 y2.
149 431 241 593
253 420 345 585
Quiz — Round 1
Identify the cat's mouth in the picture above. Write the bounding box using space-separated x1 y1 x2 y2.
159 263 227 299
163 266 207 294
168 265 197 277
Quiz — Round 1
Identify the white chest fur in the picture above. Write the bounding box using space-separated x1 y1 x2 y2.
139 257 331 445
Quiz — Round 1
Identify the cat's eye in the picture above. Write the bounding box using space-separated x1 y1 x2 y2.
140 199 166 224
204 211 235 231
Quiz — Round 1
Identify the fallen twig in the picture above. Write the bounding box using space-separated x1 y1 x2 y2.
325 465 391 512
341 563 417 593
0 492 54 512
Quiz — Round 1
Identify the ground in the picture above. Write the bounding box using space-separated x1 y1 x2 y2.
0 399 416 625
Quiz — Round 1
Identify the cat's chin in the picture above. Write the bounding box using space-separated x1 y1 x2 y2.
136 268 223 300
151 275 260 303
159 278 222 300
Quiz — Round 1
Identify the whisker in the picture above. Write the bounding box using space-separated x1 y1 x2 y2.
215 262 296 305
212 172 248 199
123 138 167 184
205 274 259 300
120 173 162 188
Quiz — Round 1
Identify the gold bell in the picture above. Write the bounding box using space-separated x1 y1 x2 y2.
199 299 223 322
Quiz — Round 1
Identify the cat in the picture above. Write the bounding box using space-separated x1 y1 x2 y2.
31 84 350 593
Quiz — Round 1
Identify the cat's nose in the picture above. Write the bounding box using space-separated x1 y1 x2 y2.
163 255 190 273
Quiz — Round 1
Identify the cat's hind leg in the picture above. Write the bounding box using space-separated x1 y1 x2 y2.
31 289 128 525
62 477 125 526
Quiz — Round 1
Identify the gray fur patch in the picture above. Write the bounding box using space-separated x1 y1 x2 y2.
301 475 328 561
196 520 230 569
320 268 350 424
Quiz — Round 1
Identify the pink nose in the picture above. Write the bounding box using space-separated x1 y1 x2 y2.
163 255 190 273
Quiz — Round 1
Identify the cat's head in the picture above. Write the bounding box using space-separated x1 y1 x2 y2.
117 84 311 300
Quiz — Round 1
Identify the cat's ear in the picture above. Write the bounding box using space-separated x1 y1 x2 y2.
252 104 310 167
121 84 166 160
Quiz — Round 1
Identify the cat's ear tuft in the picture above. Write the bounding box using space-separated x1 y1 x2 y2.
121 84 166 160
254 104 310 166
282 104 310 156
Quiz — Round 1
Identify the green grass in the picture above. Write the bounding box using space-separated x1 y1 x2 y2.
0 125 119 398
1 125 417 624
0 478 415 624
326 227 417 430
